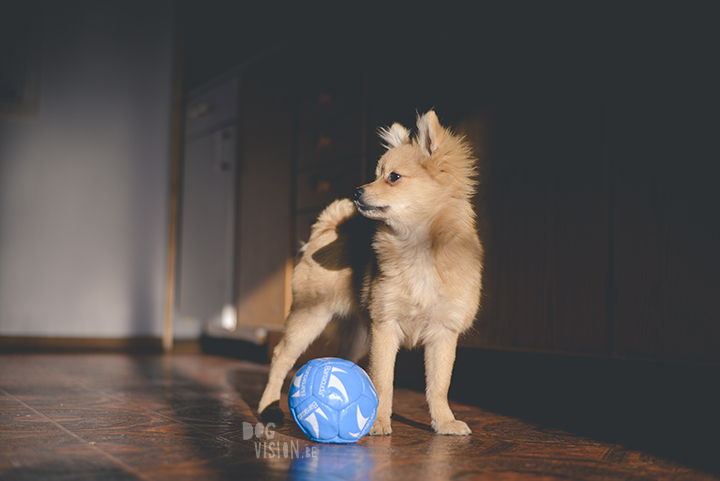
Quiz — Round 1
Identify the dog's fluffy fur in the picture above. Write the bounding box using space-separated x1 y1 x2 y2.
258 110 483 435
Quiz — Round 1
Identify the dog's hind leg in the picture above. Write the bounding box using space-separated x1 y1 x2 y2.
258 305 334 416
424 332 471 435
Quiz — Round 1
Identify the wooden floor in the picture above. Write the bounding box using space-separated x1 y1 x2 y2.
0 352 718 481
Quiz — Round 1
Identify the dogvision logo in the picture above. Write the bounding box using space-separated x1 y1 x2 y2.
243 422 318 459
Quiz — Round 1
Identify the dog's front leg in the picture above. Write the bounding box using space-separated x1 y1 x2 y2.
424 332 471 435
368 321 401 435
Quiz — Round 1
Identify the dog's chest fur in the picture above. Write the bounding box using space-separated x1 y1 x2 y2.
365 227 467 346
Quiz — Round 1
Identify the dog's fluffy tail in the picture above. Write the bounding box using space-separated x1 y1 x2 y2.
297 199 357 256
308 199 357 241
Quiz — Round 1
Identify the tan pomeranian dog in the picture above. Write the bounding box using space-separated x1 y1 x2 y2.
258 110 482 435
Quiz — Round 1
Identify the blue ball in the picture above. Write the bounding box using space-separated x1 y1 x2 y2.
288 358 378 443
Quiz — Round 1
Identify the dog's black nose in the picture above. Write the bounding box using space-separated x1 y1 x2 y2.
353 187 364 201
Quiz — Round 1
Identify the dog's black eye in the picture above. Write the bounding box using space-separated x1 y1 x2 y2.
388 172 401 183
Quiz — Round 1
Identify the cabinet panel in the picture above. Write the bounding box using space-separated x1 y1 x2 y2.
612 96 720 362
177 127 237 336
235 76 293 330
464 98 609 354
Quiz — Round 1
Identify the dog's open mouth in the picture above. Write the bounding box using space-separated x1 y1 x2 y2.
355 200 388 214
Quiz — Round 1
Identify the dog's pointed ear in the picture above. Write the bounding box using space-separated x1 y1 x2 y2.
378 123 411 150
416 110 443 157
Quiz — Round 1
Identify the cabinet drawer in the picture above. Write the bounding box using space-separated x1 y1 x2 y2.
297 110 363 170
295 159 362 213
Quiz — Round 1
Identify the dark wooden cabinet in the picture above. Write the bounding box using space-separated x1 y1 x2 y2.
610 65 720 362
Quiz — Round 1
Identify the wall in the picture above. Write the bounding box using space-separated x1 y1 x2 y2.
0 1 174 338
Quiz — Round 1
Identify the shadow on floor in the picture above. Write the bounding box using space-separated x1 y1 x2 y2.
393 347 720 477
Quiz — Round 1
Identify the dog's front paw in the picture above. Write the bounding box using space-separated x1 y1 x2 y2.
433 419 471 435
369 417 392 436
257 395 276 415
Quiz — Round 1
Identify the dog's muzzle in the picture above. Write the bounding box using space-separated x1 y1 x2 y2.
353 187 372 211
